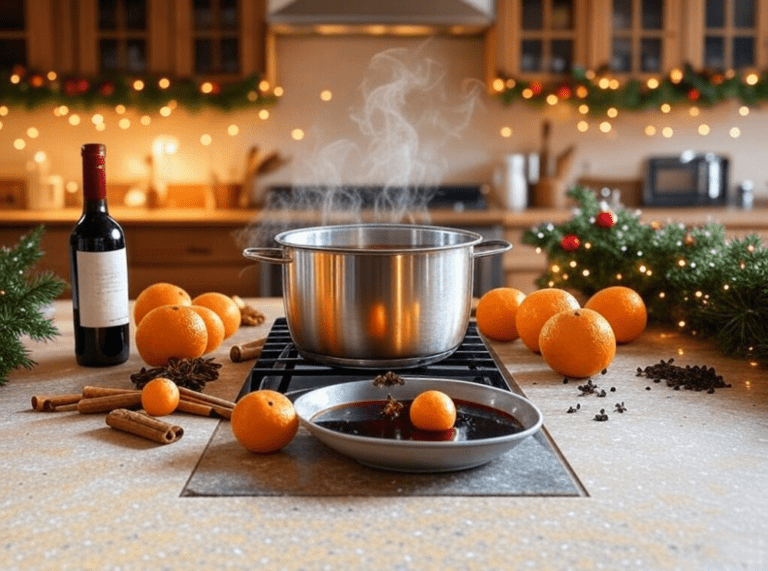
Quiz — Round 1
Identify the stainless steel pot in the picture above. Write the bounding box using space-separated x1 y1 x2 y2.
243 223 511 368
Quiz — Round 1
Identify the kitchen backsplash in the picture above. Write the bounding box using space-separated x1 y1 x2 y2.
1 35 766 207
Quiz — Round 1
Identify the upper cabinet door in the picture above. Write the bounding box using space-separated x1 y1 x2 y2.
487 0 589 81
681 0 768 70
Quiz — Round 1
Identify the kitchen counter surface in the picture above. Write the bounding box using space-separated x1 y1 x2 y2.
2 300 767 570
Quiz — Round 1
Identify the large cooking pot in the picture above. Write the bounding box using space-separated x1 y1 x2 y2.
243 223 511 368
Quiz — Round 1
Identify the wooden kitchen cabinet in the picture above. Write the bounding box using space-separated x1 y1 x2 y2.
0 215 261 300
486 0 768 87
3 0 267 78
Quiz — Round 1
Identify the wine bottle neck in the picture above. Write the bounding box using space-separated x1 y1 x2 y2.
83 198 109 214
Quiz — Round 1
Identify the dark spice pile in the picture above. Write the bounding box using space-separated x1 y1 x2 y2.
636 358 732 393
130 357 222 391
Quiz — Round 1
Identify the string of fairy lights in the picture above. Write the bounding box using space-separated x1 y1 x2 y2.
494 66 766 140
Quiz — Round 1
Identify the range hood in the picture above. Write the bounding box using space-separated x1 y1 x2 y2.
267 0 495 35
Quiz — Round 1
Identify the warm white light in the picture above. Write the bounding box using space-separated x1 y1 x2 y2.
248 90 258 101
500 126 513 138
745 72 759 85
616 273 623 280
599 121 611 133
698 124 710 135
506 79 516 89
13 138 25 150
227 124 239 136
522 88 533 99
158 78 170 89
492 78 505 92
200 82 214 94
578 104 589 114
10 74 20 84
689 106 700 117
551 264 561 273
68 114 81 126
115 105 126 114
258 80 270 92
598 77 610 89
678 320 686 328
730 127 741 138
739 105 750 116
65 181 78 193
607 107 618 118
546 94 558 105
133 79 145 91
639 265 647 273
678 259 686 267
140 115 151 126
660 103 671 113
320 89 333 101
658 291 665 298
27 127 39 138
0 106 9 116
34 151 46 163
577 120 588 132
646 78 659 89
645 125 656 136
291 128 305 141
582 269 590 276
95 123 106 131
200 134 212 146
662 127 673 138
47 71 57 81
91 114 104 125
258 109 270 120
119 118 131 129
273 86 284 97
159 106 172 117
670 68 684 83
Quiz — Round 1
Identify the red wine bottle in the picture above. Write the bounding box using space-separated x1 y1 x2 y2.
69 143 130 366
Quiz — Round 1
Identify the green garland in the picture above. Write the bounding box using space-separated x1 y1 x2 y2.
0 66 276 113
497 64 768 114
0 226 68 385
523 187 768 366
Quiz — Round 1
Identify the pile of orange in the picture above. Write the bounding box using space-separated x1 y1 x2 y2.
133 282 242 367
476 284 647 379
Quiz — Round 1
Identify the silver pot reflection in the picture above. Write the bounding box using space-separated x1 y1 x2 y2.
243 223 511 368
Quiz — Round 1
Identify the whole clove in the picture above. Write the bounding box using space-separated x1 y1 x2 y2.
381 394 404 418
373 371 405 387
594 409 609 422
577 379 599 396
566 403 581 413
636 358 731 393
614 402 627 413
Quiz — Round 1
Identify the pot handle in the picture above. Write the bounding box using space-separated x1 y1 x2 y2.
473 239 513 259
242 247 293 265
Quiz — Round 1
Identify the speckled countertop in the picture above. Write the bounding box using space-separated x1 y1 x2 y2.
2 300 767 570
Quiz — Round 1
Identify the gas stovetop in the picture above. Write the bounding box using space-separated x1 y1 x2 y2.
238 318 513 400
181 318 586 497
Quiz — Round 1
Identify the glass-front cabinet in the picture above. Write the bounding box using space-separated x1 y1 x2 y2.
486 0 768 86
0 0 266 77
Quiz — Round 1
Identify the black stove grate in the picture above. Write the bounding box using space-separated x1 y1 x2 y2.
240 318 512 400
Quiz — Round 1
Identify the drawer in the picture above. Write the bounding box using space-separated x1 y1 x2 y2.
127 228 244 265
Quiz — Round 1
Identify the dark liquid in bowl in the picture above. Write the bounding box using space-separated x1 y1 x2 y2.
312 399 524 441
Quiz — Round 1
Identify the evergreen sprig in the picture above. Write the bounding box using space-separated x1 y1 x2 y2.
523 187 768 366
0 226 68 385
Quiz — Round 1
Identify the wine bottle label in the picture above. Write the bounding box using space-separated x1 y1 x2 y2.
76 249 129 328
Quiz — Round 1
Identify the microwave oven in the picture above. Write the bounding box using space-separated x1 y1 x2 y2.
644 153 729 206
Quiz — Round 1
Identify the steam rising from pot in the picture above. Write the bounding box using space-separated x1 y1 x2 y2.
239 45 481 247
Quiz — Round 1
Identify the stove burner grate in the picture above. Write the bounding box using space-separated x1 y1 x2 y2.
240 318 512 399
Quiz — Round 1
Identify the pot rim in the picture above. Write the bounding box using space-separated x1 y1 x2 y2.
272 223 485 255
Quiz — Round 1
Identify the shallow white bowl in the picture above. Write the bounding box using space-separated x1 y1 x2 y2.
293 378 543 472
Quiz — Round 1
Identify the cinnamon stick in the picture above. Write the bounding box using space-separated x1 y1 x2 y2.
176 398 232 420
178 386 235 410
31 393 81 412
82 386 140 398
229 337 266 362
105 408 183 444
77 393 143 414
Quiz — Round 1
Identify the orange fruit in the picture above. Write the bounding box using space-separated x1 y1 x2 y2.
134 305 208 366
539 308 616 378
191 292 241 339
475 287 526 342
133 282 191 326
585 286 647 344
515 288 580 353
190 305 226 354
231 390 299 453
409 390 457 431
141 377 180 416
